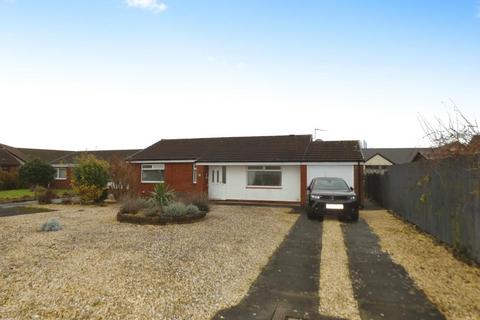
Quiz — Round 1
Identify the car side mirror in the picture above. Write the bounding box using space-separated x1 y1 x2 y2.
307 186 311 191
350 186 354 191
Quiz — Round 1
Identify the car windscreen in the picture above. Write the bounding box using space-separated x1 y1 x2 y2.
312 178 349 191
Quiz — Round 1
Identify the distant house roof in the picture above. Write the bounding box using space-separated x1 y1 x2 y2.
363 148 429 165
51 149 141 165
412 137 480 161
129 135 364 163
0 143 29 166
0 149 23 166
18 148 73 163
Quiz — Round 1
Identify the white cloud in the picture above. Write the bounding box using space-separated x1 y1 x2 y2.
126 0 167 13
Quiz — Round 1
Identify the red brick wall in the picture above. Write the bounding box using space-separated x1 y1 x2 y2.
354 164 364 206
50 167 73 189
47 163 211 195
1 165 19 172
133 163 209 197
300 165 307 206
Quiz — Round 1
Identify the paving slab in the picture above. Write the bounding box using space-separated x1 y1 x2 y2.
342 218 445 320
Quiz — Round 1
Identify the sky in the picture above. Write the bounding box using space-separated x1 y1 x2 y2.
1 0 479 151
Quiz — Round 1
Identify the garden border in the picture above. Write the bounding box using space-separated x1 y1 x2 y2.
116 211 207 225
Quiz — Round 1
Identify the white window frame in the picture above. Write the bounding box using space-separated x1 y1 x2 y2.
141 163 165 183
53 167 67 180
246 165 282 188
192 164 197 184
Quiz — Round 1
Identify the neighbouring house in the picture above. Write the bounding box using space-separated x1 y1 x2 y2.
0 143 72 172
363 148 429 174
412 136 480 161
50 149 140 189
0 144 28 172
17 148 73 163
1 142 140 188
128 135 364 206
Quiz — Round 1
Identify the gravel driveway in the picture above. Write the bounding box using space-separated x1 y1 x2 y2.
0 204 298 320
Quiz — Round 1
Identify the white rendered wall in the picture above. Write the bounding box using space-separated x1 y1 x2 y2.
307 165 355 189
220 165 301 202
365 154 393 166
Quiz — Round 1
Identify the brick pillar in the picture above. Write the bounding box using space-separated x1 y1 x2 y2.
300 165 307 207
354 164 364 207
196 165 209 195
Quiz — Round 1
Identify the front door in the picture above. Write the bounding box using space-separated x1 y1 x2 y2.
208 166 227 200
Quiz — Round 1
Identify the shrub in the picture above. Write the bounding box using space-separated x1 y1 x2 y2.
143 205 161 217
60 190 75 197
18 159 55 188
0 170 23 190
109 156 140 201
72 154 110 204
74 185 108 204
186 204 200 215
151 183 175 207
163 202 187 216
61 198 72 205
120 196 148 214
180 192 210 212
39 218 61 232
35 186 56 204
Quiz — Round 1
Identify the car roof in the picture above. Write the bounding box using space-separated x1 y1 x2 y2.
313 177 346 181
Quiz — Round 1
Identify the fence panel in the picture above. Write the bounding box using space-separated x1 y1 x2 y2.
366 155 480 263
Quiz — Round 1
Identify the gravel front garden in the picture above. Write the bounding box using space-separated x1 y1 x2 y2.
0 204 298 320
362 210 480 320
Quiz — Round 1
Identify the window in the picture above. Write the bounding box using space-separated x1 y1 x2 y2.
247 166 282 187
54 167 67 180
222 166 226 184
141 164 165 183
312 177 349 191
192 164 197 184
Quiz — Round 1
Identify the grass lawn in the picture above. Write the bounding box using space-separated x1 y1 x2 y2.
0 189 73 201
0 189 34 200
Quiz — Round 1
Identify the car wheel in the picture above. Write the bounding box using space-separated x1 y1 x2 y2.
349 212 359 222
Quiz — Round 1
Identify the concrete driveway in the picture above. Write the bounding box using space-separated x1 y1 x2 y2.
214 211 457 320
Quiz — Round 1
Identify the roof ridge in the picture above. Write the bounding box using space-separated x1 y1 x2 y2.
159 134 312 141
50 151 79 164
17 147 74 152
73 149 141 152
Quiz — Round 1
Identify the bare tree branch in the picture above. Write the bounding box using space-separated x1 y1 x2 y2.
418 104 479 151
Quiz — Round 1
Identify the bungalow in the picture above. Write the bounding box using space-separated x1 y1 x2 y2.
50 149 140 189
363 148 428 174
0 143 72 172
412 137 480 161
0 143 27 172
128 135 365 206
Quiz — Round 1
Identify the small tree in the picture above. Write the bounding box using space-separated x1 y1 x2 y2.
19 159 55 188
72 154 110 203
109 155 139 200
419 105 479 149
